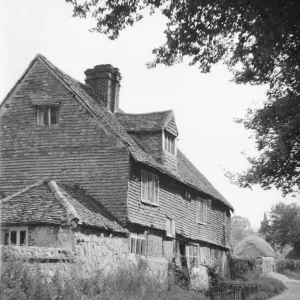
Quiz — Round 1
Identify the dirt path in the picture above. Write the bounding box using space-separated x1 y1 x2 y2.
269 272 300 300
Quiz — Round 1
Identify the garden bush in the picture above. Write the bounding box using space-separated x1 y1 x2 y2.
276 258 300 279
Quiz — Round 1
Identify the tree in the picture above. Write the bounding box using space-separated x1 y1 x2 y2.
259 203 300 252
230 215 258 248
259 212 272 244
65 0 300 195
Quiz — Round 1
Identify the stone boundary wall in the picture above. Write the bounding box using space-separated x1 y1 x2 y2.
255 257 275 275
0 245 73 262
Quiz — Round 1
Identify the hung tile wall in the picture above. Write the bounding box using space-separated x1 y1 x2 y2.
127 161 231 248
0 60 130 223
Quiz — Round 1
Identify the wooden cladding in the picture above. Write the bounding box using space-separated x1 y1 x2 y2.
141 169 159 205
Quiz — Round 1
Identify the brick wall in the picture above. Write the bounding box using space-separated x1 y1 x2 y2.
0 59 130 223
147 229 163 257
127 161 231 248
162 238 174 259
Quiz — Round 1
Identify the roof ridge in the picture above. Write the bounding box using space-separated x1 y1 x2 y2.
48 180 81 225
115 110 173 116
0 179 47 203
61 183 121 225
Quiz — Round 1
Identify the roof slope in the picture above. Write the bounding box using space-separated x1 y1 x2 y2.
0 180 127 233
115 111 174 133
234 236 275 258
1 54 233 210
177 150 231 206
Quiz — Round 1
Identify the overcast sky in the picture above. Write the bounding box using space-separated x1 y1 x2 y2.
1 0 299 228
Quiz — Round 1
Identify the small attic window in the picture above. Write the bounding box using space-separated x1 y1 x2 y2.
37 106 59 125
163 131 176 155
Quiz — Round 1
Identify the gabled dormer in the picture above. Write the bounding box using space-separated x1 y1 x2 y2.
115 110 178 172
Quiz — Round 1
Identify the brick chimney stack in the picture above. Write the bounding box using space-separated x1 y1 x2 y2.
84 64 121 113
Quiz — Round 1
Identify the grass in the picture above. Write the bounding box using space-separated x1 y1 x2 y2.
0 258 207 300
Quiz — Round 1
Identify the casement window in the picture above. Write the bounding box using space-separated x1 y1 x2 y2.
166 217 176 237
130 232 147 255
196 198 211 224
187 244 201 268
141 169 159 205
37 106 59 125
0 227 28 246
163 131 176 155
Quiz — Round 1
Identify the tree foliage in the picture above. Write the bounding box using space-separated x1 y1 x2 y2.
259 202 300 252
231 215 258 247
66 0 300 195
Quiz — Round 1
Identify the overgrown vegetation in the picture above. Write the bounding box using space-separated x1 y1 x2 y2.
276 259 300 280
228 256 256 280
0 258 206 300
207 256 285 300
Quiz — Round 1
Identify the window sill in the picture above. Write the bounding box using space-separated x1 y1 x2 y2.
141 199 159 207
166 233 175 238
197 221 207 226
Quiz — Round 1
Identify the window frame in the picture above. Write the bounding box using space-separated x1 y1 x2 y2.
0 226 28 246
130 232 147 256
141 169 159 206
186 243 201 269
36 105 59 126
196 198 210 225
162 130 176 156
166 217 176 237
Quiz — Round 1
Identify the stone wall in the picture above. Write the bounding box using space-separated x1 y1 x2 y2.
256 257 275 276
28 225 73 250
73 228 129 274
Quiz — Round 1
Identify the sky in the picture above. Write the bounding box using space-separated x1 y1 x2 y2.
1 0 299 228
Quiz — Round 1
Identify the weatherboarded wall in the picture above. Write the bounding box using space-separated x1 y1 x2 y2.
0 59 129 223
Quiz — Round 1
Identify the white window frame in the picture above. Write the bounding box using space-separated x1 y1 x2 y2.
141 169 159 205
166 217 176 237
130 232 147 256
162 130 176 156
196 198 209 225
0 226 28 246
36 106 59 125
187 243 201 268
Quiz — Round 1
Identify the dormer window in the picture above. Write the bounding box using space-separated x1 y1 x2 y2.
163 131 176 155
37 106 59 125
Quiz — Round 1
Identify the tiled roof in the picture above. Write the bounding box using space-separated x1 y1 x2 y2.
0 179 127 233
28 54 233 210
115 111 173 133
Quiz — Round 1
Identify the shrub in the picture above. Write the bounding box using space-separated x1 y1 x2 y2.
276 258 300 279
228 256 256 279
